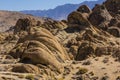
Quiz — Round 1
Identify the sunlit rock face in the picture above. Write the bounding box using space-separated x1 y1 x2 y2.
9 18 70 73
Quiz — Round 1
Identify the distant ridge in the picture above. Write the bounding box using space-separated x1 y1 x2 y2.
0 11 44 32
21 0 105 20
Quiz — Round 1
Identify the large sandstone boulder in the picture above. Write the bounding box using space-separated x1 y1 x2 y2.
13 18 42 39
89 4 112 29
67 11 91 29
12 64 40 74
9 18 70 73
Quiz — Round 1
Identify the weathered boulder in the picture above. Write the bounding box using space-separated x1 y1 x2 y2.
12 64 40 74
67 11 91 29
41 20 68 35
66 26 120 61
9 18 70 73
14 18 40 34
76 42 95 60
89 4 112 29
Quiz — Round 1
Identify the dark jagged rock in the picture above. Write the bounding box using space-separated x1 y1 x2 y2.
104 0 120 16
89 4 112 29
66 26 120 60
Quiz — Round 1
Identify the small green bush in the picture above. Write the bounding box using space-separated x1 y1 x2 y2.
25 74 34 80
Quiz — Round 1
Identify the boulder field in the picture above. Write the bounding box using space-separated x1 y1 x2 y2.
0 0 119 80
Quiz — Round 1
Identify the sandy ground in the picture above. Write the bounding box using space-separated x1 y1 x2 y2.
57 56 120 80
0 54 120 80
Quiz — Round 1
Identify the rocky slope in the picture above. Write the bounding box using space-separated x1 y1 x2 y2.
0 11 45 32
0 0 120 80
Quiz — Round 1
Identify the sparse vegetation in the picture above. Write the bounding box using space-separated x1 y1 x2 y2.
25 74 34 80
76 67 88 75
18 75 25 78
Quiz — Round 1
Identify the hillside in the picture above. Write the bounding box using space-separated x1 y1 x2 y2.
21 0 105 20
0 11 45 32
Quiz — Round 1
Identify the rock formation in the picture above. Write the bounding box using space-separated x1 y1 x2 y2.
104 0 120 17
88 0 120 37
0 0 120 80
89 4 112 30
67 11 91 30
75 27 120 60
9 18 70 73
65 0 120 61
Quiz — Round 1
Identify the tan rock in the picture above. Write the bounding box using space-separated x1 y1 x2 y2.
9 19 70 73
12 64 40 74
89 4 112 29
67 11 91 29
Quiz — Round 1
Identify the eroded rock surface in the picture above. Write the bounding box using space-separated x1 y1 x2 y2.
0 0 120 80
9 18 70 73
